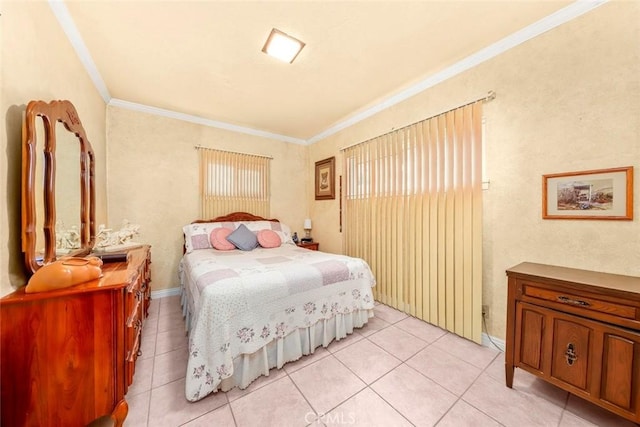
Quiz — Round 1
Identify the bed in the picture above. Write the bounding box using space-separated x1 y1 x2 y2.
179 212 376 402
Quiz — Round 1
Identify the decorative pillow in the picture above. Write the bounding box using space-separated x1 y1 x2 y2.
257 229 282 248
226 224 259 251
240 221 295 245
183 222 234 253
210 227 235 251
189 233 211 251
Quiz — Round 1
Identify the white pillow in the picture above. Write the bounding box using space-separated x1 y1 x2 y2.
183 221 234 253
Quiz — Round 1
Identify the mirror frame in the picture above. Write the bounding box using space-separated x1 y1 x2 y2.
22 100 96 275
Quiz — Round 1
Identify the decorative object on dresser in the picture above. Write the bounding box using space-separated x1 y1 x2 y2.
94 219 143 252
0 99 151 426
505 262 640 423
25 256 103 293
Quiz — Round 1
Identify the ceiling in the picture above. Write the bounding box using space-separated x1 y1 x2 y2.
59 0 581 143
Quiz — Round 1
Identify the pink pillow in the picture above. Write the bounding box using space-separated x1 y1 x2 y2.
210 228 235 251
257 229 281 248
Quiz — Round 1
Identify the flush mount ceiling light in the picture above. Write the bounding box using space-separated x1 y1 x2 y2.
262 28 305 64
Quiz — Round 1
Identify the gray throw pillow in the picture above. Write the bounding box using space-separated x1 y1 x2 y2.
227 224 259 251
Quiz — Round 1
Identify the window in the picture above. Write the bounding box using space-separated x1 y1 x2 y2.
198 147 271 219
343 101 484 342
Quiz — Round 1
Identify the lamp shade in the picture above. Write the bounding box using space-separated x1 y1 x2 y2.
303 219 312 229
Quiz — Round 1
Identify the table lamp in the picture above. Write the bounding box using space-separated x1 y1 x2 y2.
303 218 312 240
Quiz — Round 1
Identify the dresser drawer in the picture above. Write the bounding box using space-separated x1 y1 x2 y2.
125 321 142 389
521 281 637 323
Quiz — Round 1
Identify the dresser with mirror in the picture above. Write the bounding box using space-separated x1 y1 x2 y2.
0 100 151 426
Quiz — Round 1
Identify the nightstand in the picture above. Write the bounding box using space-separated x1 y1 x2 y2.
296 241 319 251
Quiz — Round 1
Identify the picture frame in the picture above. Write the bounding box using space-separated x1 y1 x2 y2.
542 166 633 220
315 156 335 200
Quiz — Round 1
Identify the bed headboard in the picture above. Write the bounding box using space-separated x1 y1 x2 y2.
183 212 280 253
192 212 279 224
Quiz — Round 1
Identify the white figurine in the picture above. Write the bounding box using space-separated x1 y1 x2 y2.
93 220 141 252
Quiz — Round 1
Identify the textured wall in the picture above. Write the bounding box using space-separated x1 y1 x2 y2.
0 2 108 297
106 107 308 292
2 2 638 342
309 1 640 340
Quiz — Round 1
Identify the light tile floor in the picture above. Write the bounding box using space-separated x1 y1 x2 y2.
124 296 636 427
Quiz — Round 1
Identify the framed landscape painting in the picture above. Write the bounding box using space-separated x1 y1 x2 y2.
542 166 633 220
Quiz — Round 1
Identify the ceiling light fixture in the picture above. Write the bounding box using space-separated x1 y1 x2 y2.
262 28 305 64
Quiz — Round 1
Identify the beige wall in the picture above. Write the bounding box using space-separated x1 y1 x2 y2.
2 1 638 345
1 1 108 297
106 107 309 291
309 1 640 340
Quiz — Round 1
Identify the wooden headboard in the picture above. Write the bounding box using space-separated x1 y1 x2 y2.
183 212 280 253
192 211 279 224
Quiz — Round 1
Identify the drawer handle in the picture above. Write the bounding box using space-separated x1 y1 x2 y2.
557 296 590 307
565 343 578 366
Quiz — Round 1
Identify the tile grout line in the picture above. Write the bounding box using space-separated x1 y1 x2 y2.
431 350 505 427
146 299 467 426
328 335 416 426
363 305 507 427
138 296 632 427
285 367 326 426
144 301 161 427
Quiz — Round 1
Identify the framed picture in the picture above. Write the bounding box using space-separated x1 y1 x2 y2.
315 157 335 200
542 166 633 220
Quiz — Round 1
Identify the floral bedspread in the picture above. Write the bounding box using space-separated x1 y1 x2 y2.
179 244 376 401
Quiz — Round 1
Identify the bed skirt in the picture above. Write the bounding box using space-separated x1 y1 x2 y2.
218 308 373 392
181 288 372 395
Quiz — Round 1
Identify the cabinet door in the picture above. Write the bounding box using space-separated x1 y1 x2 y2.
550 318 592 391
516 304 546 372
600 330 640 416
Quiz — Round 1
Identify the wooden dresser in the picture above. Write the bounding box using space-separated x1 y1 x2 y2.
0 246 151 426
505 262 640 423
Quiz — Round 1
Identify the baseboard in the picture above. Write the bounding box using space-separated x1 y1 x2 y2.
151 286 181 299
482 332 506 352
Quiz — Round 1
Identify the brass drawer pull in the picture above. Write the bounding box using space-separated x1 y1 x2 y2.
565 343 578 366
557 296 590 307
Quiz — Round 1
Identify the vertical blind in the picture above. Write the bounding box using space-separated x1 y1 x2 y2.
343 101 483 343
198 147 271 219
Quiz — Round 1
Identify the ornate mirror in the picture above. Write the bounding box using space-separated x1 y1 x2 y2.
22 100 96 275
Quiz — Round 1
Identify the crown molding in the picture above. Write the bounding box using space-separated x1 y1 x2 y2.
52 0 607 146
306 0 608 144
108 99 307 145
49 0 111 103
